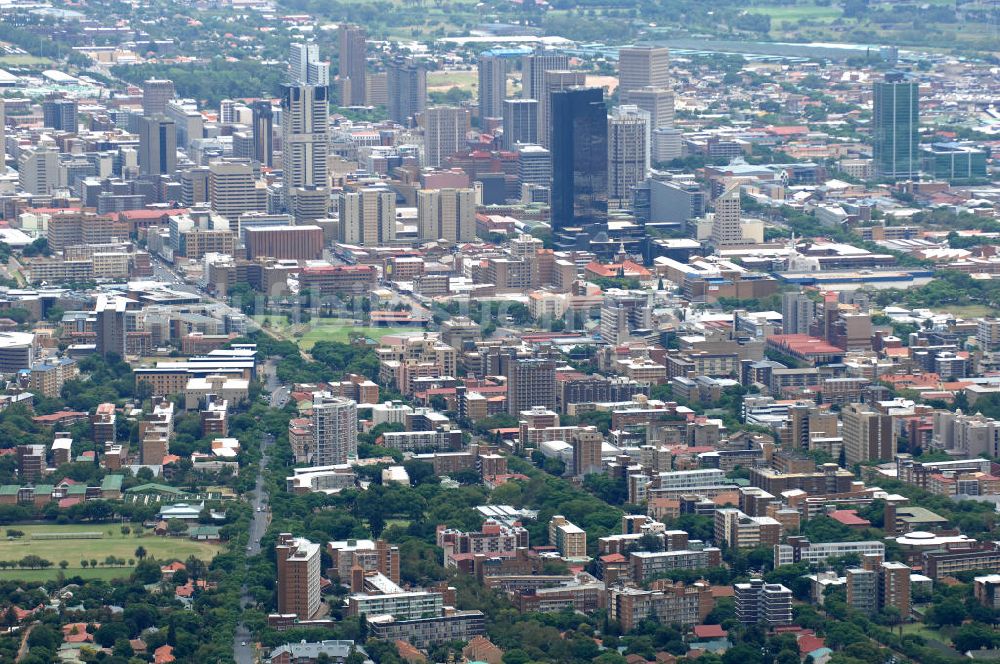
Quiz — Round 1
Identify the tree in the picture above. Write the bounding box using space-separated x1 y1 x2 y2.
81 559 88 568
135 545 148 561
926 598 967 627
59 560 68 570
166 518 188 535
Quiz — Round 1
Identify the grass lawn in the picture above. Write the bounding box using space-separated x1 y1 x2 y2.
932 304 998 318
901 623 952 643
0 567 131 583
299 324 416 350
427 70 477 92
0 55 53 66
752 4 842 21
0 524 219 571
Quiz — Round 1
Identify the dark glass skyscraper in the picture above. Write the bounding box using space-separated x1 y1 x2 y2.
550 86 607 250
251 100 274 167
873 72 919 181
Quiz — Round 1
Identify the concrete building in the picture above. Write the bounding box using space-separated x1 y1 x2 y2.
617 45 670 102
208 159 266 221
502 99 538 150
281 84 330 222
387 57 426 126
734 579 792 625
138 116 177 176
477 51 512 121
422 106 470 168
417 188 475 243
340 188 396 247
843 403 895 466
338 24 367 106
312 393 358 466
549 515 587 558
626 86 675 130
503 356 556 415
276 533 322 620
608 105 651 207
142 79 175 116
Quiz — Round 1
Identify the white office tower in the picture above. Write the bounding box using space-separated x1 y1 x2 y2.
281 85 330 222
477 52 511 121
422 106 470 168
617 46 670 101
652 128 683 163
521 49 569 102
209 159 267 221
339 188 396 247
220 99 238 124
608 105 651 207
289 43 329 86
311 393 357 466
627 86 675 129
417 188 476 243
18 148 60 195
142 79 175 117
710 183 754 247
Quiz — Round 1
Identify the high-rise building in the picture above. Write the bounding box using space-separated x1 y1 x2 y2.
181 168 210 207
387 57 427 126
710 183 748 247
138 116 177 176
17 148 60 195
422 106 470 168
782 292 816 335
617 46 670 101
502 356 556 415
209 159 266 221
549 515 587 558
608 105 650 206
521 49 569 102
42 98 78 133
477 51 511 121
289 42 329 87
340 187 396 246
281 84 329 222
646 179 705 228
251 101 274 167
142 79 175 116
95 294 128 359
872 72 920 180
338 24 367 106
502 98 538 150
550 86 607 249
538 70 586 148
843 403 895 466
517 144 551 188
417 188 476 243
571 429 603 477
847 561 911 618
734 579 792 625
626 86 674 129
219 99 238 124
276 533 321 620
312 393 357 466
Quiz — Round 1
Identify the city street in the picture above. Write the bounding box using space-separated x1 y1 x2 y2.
233 431 274 664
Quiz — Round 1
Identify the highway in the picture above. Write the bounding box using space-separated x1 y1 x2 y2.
233 430 273 664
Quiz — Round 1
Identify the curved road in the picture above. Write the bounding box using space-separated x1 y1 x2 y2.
233 430 273 664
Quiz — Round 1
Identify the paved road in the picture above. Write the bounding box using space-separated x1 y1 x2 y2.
263 359 290 409
233 431 274 664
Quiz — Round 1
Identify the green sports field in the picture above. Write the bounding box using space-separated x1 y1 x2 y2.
253 315 417 350
0 524 219 575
